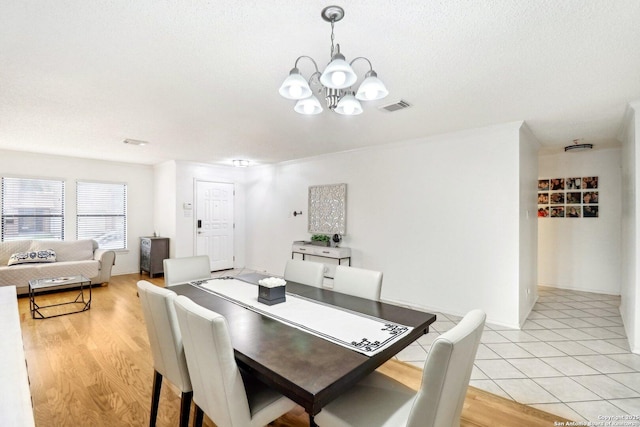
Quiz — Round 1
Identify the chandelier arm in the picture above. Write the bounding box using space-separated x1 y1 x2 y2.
349 56 374 71
308 71 323 90
294 56 320 74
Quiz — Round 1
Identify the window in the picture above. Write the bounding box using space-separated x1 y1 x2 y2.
1 177 65 241
77 181 127 250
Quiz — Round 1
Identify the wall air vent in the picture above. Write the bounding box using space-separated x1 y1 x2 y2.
378 100 411 112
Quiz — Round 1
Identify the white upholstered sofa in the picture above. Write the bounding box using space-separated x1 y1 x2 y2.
0 239 116 295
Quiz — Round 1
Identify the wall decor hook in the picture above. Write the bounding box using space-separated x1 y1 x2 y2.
293 211 303 217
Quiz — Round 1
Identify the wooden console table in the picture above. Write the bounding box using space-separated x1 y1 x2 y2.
291 242 351 278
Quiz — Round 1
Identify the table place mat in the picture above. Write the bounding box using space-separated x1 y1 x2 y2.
191 278 413 356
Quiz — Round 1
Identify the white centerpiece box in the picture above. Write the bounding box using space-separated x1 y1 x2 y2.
258 277 286 305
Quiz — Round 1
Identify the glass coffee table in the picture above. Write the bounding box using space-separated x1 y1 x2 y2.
28 275 92 319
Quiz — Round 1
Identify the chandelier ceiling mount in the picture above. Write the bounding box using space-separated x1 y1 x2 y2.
320 5 345 23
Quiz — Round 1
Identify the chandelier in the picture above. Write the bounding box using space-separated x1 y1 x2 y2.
278 5 389 116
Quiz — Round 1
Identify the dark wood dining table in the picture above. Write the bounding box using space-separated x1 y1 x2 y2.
170 273 436 426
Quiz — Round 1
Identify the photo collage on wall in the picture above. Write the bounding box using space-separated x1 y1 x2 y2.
538 176 599 218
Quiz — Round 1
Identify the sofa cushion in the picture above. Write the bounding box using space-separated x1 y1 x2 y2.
0 260 100 288
0 241 32 266
7 250 56 266
31 240 94 262
0 263 43 288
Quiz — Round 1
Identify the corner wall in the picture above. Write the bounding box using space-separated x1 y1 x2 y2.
153 161 177 254
519 124 540 325
538 148 622 295
244 122 529 328
621 101 640 353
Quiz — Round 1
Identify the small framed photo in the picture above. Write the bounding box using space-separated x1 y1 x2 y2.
566 192 581 204
538 179 550 191
583 205 599 217
566 206 581 218
583 177 598 189
538 193 549 204
566 177 582 190
537 206 549 217
583 191 598 204
550 178 565 190
550 206 565 217
550 193 565 204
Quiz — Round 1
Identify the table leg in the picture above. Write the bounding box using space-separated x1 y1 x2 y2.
309 414 318 427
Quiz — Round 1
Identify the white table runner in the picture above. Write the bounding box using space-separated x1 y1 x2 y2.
190 278 413 356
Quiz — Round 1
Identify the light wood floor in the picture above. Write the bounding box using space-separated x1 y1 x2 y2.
17 273 571 426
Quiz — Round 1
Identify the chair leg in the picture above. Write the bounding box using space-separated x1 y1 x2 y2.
179 391 193 427
194 405 204 427
150 370 163 427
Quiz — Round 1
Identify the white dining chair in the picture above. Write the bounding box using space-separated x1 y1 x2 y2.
332 265 383 300
163 255 211 286
172 295 297 427
284 259 325 287
136 280 192 427
314 309 486 427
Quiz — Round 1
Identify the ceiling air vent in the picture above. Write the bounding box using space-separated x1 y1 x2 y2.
123 138 148 146
378 100 411 113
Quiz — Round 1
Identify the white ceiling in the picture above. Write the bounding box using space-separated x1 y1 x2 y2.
2 1 639 166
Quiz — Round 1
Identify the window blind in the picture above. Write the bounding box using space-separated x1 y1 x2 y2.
76 181 127 250
1 177 65 241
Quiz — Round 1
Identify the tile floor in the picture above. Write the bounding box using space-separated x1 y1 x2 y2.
395 286 640 423
220 270 640 423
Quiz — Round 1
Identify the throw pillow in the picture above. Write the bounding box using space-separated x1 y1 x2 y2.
7 250 57 266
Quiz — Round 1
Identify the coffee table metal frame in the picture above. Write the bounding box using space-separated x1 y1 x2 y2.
28 275 92 319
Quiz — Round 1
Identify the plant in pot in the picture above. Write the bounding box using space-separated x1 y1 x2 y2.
310 234 330 247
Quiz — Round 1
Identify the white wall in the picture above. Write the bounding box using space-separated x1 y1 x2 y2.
519 125 540 325
621 101 640 352
538 148 622 295
244 122 530 328
0 149 154 275
153 161 177 254
162 161 246 265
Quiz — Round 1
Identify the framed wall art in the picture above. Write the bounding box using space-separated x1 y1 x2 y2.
308 183 347 235
537 176 598 218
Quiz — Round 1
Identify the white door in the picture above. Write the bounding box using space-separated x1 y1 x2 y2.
195 181 234 271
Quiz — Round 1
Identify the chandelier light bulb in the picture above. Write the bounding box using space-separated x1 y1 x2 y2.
344 103 354 115
294 95 323 115
320 53 357 89
335 93 363 115
304 103 315 114
289 85 303 99
331 71 346 87
279 68 312 100
355 71 389 101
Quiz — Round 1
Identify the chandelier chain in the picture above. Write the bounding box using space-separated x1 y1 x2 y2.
330 20 335 57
